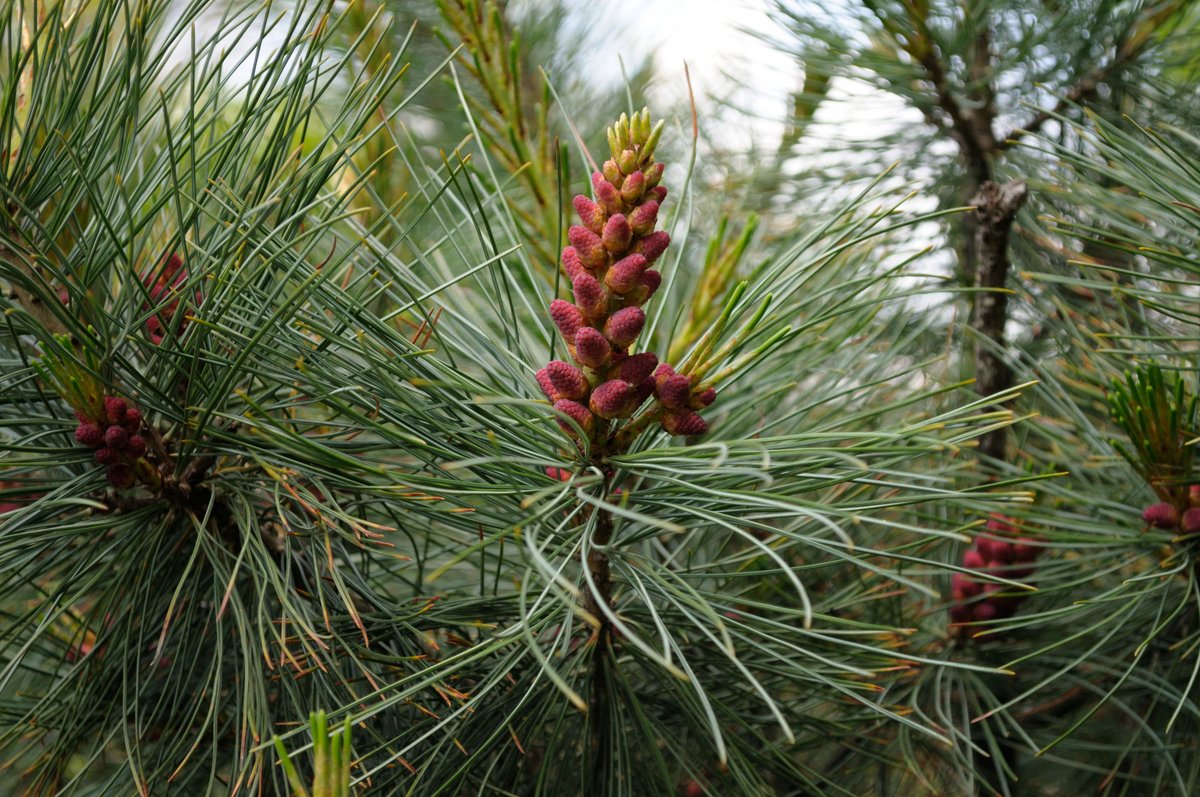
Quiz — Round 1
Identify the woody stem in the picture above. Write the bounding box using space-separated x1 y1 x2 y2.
584 451 616 794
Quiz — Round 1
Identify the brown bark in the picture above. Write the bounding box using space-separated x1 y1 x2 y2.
584 477 614 796
908 27 998 294
914 48 992 187
970 180 1027 461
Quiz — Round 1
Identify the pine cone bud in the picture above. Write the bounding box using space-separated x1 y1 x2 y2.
561 247 586 281
619 352 659 385
620 170 645 203
644 162 665 187
989 539 1016 564
636 231 670 264
126 435 147 459
549 299 584 340
574 327 611 369
973 602 998 623
951 572 981 599
628 201 659 236
104 425 129 449
142 256 197 344
590 380 633 419
572 273 607 317
545 360 588 401
546 466 572 482
637 269 662 302
975 537 1003 562
1190 484 1200 507
601 161 622 188
1144 502 1180 529
146 315 167 344
104 397 128 424
617 150 637 175
122 408 142 432
554 399 594 436
689 387 717 409
603 306 645 347
1011 538 1039 562
657 373 692 409
573 195 605 234
1182 507 1200 535
106 464 135 489
643 117 663 158
536 368 557 402
646 185 667 204
95 447 118 465
602 213 633 253
75 423 104 448
594 176 622 214
630 378 654 409
568 226 606 270
662 409 708 436
985 514 1016 534
605 254 647 294
962 549 985 570
652 362 676 387
166 252 184 273
0 481 26 514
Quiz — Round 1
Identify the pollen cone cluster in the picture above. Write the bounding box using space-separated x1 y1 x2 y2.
950 514 1041 629
0 481 23 514
144 253 198 344
73 396 148 488
1142 485 1200 535
537 109 716 441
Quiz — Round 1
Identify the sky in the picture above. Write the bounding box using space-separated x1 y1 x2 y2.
177 0 916 160
515 0 802 149
602 0 799 146
522 0 921 161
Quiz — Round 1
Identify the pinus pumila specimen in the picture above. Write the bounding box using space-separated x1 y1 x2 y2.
536 107 725 788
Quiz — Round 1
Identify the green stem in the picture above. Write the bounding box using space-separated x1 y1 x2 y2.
586 502 613 795
583 447 616 794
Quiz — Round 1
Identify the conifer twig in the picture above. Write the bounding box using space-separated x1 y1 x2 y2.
971 179 1027 461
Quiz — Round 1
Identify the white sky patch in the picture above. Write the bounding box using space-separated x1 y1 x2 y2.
522 0 801 149
628 0 799 150
531 0 932 186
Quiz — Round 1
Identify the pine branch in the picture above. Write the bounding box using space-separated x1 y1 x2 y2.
970 179 1027 461
584 484 614 796
437 0 565 279
998 1 1183 151
904 20 993 185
